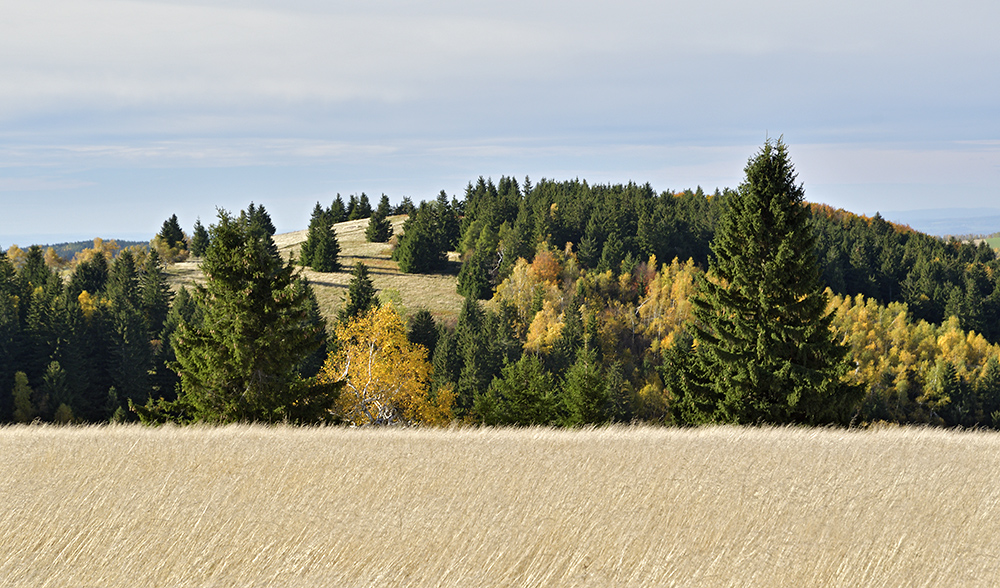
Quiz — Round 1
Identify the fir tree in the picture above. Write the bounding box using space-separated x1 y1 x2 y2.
346 194 360 220
671 139 860 425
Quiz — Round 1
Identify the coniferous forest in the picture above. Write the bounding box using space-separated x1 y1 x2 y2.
4 140 1000 427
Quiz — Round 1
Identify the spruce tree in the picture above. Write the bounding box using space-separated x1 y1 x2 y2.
365 194 393 243
355 192 373 219
407 309 439 357
671 139 860 425
328 194 347 224
190 218 210 257
393 201 448 273
338 262 379 323
159 214 185 249
301 202 341 272
154 207 335 423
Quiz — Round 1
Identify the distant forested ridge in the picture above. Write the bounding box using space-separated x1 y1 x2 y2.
454 176 1000 344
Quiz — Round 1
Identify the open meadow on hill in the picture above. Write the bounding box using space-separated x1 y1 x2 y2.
165 215 465 324
2 425 998 587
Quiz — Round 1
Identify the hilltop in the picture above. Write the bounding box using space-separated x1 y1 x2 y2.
165 215 466 325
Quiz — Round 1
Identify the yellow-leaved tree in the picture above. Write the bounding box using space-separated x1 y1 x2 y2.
320 305 452 425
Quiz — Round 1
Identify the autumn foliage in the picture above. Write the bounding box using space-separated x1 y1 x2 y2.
321 306 452 425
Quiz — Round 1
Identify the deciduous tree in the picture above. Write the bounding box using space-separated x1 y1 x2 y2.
320 305 446 425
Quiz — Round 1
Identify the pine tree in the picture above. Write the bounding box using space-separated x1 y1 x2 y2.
190 218 210 257
140 249 172 339
456 246 493 299
338 262 379 323
672 139 860 425
0 254 18 421
67 252 109 300
149 207 334 424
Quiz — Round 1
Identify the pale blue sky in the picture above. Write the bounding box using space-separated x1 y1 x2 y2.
2 0 999 245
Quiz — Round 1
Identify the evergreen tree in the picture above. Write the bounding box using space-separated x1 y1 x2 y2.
140 249 172 339
365 194 394 243
346 194 360 220
301 202 341 272
355 192 373 219
394 196 416 217
338 262 379 323
12 371 35 423
159 215 185 249
407 309 439 357
671 139 860 425
476 354 559 426
328 194 347 225
189 218 210 257
562 346 608 426
456 246 493 300
67 253 109 300
393 201 449 273
105 249 153 414
147 207 334 424
0 253 19 421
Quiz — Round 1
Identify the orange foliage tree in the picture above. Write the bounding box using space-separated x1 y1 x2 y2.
320 305 452 425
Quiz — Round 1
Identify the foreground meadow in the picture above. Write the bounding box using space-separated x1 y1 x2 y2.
2 425 998 587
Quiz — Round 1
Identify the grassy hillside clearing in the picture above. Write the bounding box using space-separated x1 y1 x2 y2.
166 215 465 324
2 425 998 587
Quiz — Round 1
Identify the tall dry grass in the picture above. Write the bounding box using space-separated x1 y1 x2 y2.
2 425 998 587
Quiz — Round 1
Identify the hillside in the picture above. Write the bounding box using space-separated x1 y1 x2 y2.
165 215 466 324
3 424 997 587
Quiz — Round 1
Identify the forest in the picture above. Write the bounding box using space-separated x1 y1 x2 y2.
4 141 1000 427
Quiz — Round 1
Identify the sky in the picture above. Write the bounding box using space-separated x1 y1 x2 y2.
2 0 999 245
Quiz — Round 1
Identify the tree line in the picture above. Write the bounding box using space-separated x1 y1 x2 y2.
5 140 1000 426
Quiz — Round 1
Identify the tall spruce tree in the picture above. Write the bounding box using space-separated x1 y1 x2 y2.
148 207 336 423
670 139 860 425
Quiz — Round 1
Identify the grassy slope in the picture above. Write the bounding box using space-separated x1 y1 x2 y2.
2 425 998 587
165 215 465 325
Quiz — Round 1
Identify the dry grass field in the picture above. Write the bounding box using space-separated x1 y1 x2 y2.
2 425 998 587
166 216 465 324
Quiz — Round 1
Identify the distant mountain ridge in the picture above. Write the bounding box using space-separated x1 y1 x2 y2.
879 208 1000 237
